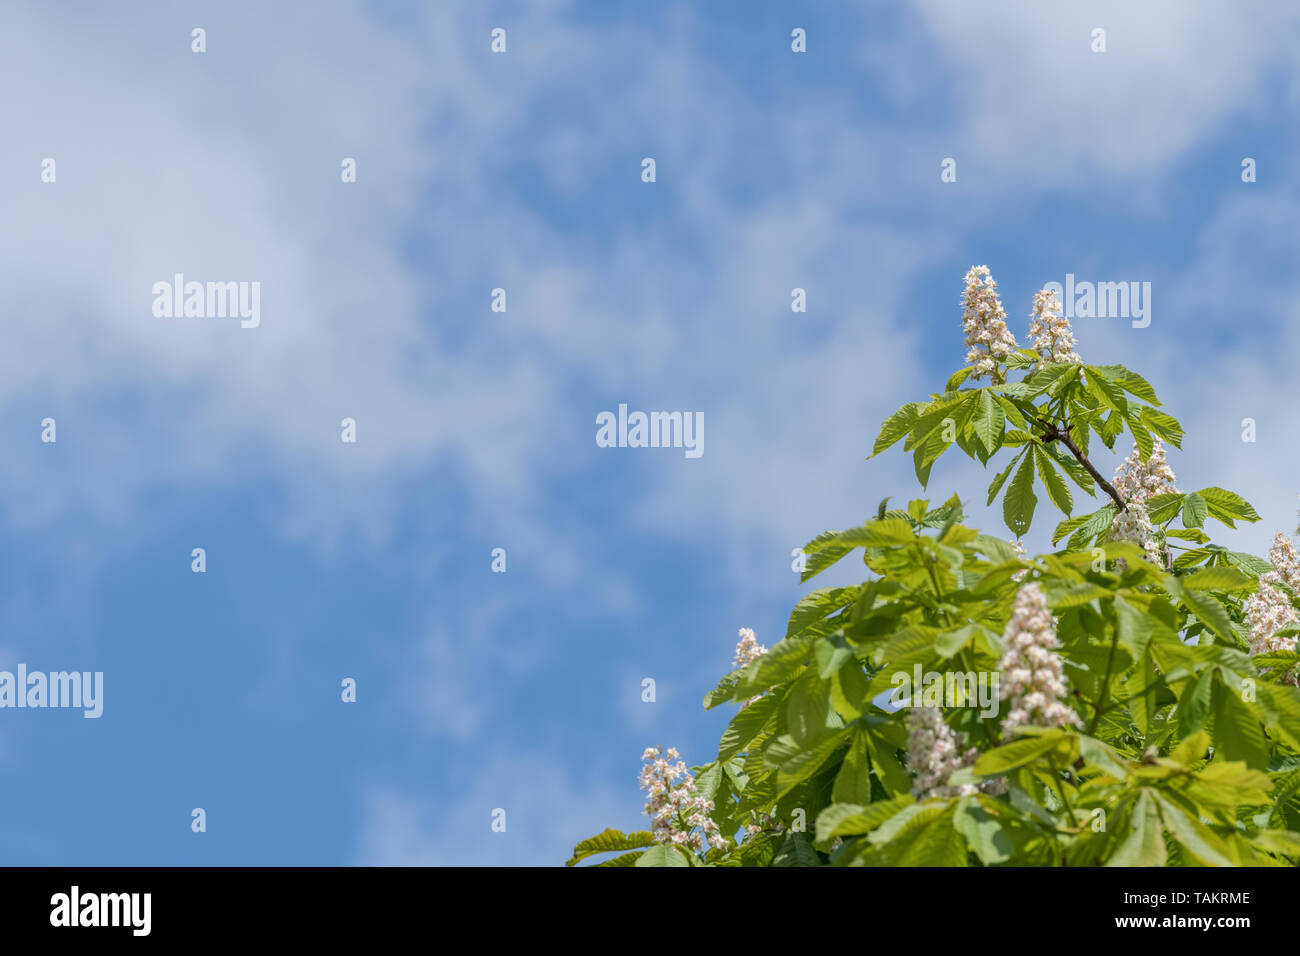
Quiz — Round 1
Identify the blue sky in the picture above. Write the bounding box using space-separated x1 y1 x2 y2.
1 0 1299 864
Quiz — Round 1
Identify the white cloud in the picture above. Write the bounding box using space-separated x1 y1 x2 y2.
912 0 1300 183
355 753 635 866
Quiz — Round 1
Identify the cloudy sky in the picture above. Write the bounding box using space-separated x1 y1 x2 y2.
1 0 1297 864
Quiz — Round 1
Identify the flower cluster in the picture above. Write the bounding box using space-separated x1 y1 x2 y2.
1112 440 1179 502
1243 532 1300 682
1108 501 1160 565
733 627 769 709
1269 531 1300 591
961 266 1017 381
906 705 980 799
1244 578 1298 658
733 627 768 668
998 583 1081 733
1011 538 1028 581
1028 289 1080 365
639 747 727 852
1108 441 1179 565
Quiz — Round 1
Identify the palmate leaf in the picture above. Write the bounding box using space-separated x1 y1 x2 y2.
718 691 782 761
985 450 1021 506
566 828 656 866
1083 365 1129 416
1197 486 1261 527
786 586 858 639
816 796 915 844
634 846 691 867
855 804 968 867
1002 450 1037 536
945 367 973 392
1051 503 1116 547
1107 791 1167 867
973 388 1005 457
1033 445 1073 516
1140 407 1183 448
772 831 821 866
870 401 920 458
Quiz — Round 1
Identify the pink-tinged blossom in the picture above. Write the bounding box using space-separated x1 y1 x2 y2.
639 747 727 853
733 628 768 668
1112 440 1178 502
1028 289 1080 366
1011 538 1028 582
997 583 1081 733
734 627 769 709
962 266 1018 382
1268 532 1300 592
906 705 980 799
1109 499 1162 565
1108 441 1178 565
1244 532 1300 684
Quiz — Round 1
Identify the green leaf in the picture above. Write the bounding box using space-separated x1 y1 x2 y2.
1180 589 1237 645
1176 668 1214 737
974 533 1020 564
1115 595 1154 659
1107 791 1166 866
860 805 968 867
634 845 691 867
566 828 656 866
1127 414 1153 461
1181 492 1208 529
786 675 834 746
1061 504 1116 548
953 798 1014 864
1145 492 1184 524
831 731 872 804
1112 368 1161 406
945 367 973 392
772 831 821 867
871 402 919 458
1213 679 1269 770
828 517 917 549
816 796 914 843
1034 445 1073 516
1182 565 1252 592
1083 365 1129 415
1140 407 1183 448
787 587 858 639
1052 513 1089 547
1002 450 1037 537
986 451 1021 507
974 389 1005 456
734 635 814 697
1226 551 1274 577
703 669 742 710
1197 486 1261 526
1155 796 1233 867
776 730 851 797
974 731 1071 776
797 529 854 583
719 691 782 761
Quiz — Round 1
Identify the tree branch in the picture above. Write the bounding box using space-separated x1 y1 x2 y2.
1035 418 1126 513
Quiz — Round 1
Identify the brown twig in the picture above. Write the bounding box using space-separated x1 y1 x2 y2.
1034 418 1126 513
